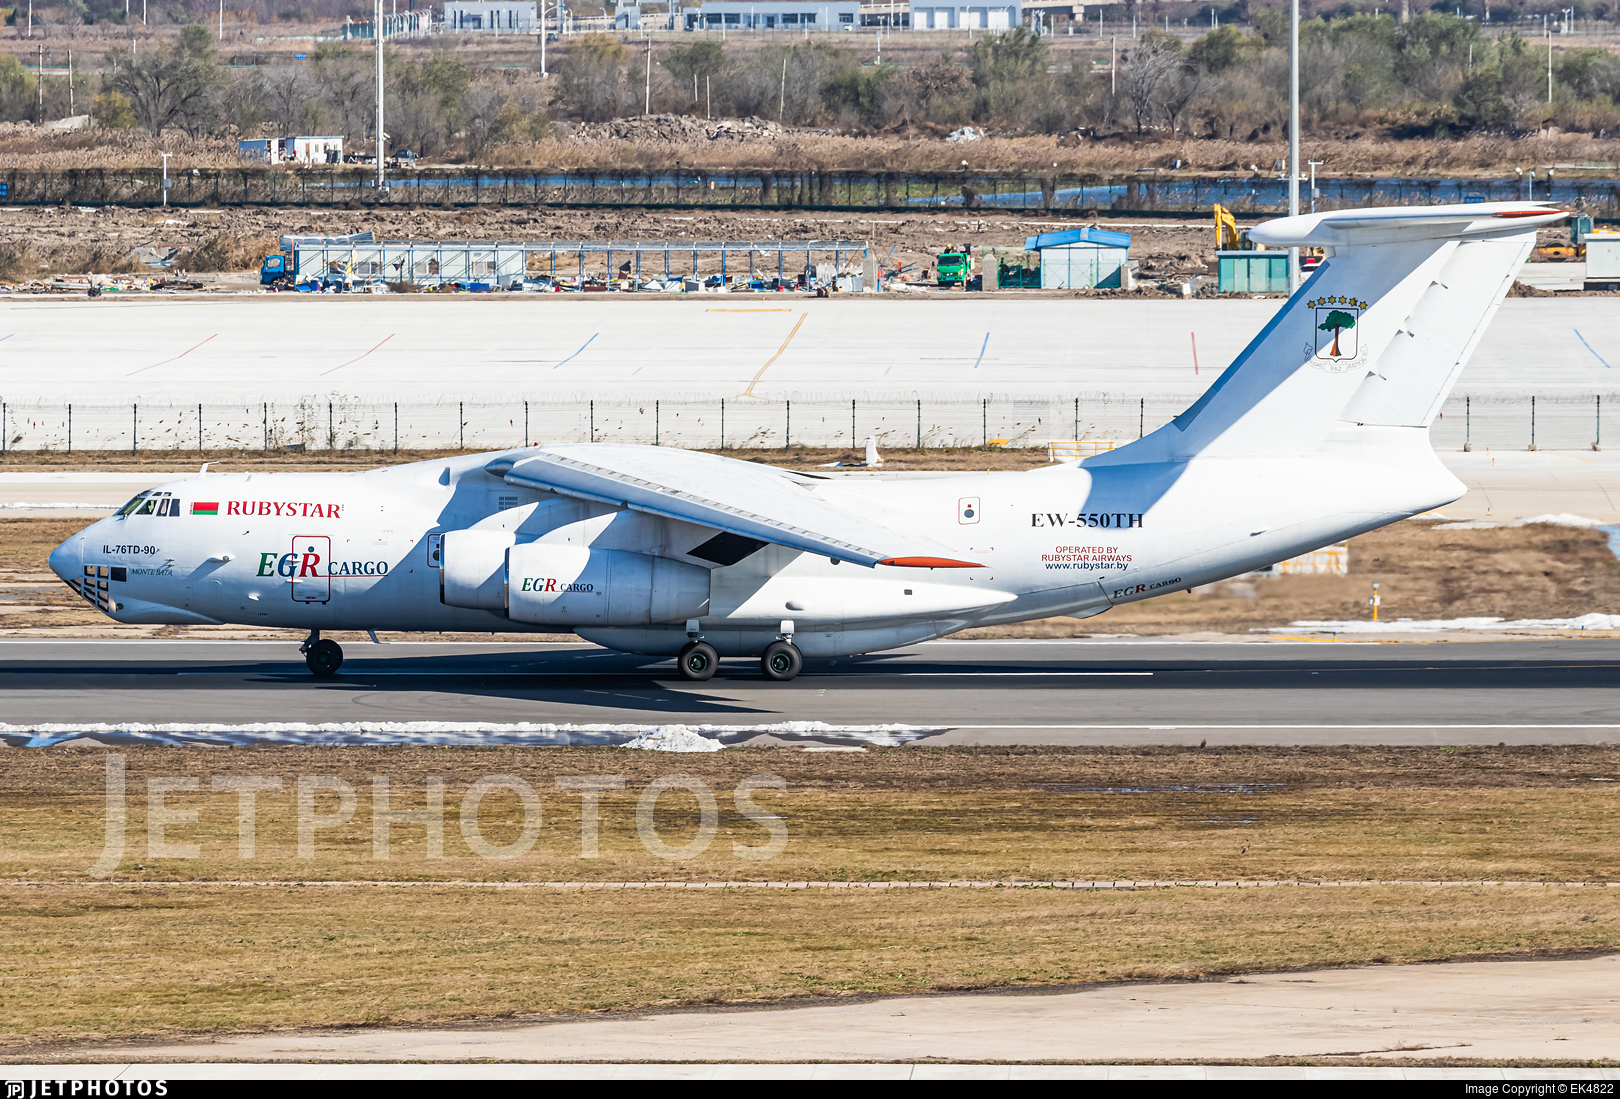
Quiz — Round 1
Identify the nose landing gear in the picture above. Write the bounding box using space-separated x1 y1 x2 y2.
301 630 344 677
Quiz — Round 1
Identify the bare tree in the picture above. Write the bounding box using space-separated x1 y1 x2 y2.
1121 37 1183 133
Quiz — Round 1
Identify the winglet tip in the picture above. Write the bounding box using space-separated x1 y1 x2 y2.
879 556 985 569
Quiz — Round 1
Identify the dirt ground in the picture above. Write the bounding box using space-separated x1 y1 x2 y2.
1 744 1616 1043
4 511 1617 640
0 202 1229 287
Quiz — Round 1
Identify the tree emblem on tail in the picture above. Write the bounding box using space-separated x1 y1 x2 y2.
1308 296 1367 361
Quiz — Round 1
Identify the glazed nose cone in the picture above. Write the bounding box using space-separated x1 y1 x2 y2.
48 531 84 584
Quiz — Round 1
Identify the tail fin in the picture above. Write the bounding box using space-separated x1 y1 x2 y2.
1109 202 1566 462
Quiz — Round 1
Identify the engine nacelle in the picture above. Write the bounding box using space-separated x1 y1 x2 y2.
439 529 516 610
506 543 710 626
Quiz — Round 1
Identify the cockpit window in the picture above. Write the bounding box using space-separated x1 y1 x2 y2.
136 498 158 515
116 491 152 517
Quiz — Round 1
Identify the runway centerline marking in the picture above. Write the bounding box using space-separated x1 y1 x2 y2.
126 333 217 376
319 333 396 376
738 312 807 397
553 332 599 369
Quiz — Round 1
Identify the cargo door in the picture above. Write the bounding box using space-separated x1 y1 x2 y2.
290 535 331 603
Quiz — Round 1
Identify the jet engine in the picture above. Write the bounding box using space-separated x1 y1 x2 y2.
505 543 710 626
439 529 515 610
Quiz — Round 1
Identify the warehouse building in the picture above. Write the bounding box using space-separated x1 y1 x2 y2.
1025 226 1130 289
444 1 537 30
910 1 1022 29
682 1 860 29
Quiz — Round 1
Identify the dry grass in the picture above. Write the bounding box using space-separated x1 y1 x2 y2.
2 122 1616 176
2 882 1615 1045
2 746 1617 1043
181 232 280 273
4 746 1619 884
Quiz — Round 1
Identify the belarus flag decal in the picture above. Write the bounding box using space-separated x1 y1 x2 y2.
190 502 219 516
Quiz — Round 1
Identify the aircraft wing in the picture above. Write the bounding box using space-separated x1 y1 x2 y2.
492 445 982 569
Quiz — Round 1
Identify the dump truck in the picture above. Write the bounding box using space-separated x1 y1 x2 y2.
935 247 972 288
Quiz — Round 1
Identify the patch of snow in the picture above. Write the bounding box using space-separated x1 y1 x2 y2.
945 126 981 143
1266 612 1620 634
621 726 723 753
1432 520 1497 530
0 502 116 510
0 720 938 749
1511 513 1607 528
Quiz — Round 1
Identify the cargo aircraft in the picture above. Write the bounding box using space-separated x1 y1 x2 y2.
50 202 1565 680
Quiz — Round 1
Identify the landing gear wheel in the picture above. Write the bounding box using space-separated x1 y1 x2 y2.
760 640 802 682
305 638 344 677
677 640 719 682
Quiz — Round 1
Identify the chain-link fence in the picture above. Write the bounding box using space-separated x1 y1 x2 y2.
4 168 1617 216
0 393 1612 454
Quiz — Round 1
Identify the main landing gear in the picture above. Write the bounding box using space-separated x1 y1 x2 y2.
676 621 803 682
301 630 344 677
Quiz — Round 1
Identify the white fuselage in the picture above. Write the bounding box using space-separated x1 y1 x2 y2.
50 428 1461 658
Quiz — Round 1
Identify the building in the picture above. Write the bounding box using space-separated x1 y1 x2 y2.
1025 226 1129 289
682 1 860 30
237 138 287 163
289 136 344 164
911 1 1021 29
444 1 537 31
238 137 343 164
615 2 676 29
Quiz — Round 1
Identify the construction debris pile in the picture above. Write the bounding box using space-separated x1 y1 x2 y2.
562 115 785 145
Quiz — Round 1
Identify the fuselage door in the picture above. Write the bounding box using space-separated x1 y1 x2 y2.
290 535 332 603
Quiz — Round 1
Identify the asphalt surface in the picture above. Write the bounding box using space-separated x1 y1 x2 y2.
4 638 1619 745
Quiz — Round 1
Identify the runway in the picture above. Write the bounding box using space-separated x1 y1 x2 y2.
3 638 1618 745
1 296 1616 404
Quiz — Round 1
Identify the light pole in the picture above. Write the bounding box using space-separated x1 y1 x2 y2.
375 0 386 193
160 152 171 207
1288 0 1300 290
1308 159 1323 214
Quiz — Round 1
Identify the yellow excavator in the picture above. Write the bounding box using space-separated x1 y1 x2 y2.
1214 204 1247 251
1217 203 1323 271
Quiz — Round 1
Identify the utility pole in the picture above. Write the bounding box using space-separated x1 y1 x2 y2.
778 55 787 123
160 152 171 207
644 42 651 114
1308 159 1323 214
375 0 386 193
36 44 43 118
66 48 71 115
1110 35 1116 95
1547 24 1554 102
218 0 223 38
1288 0 1301 291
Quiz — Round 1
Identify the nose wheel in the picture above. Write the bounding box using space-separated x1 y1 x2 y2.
760 640 802 681
301 632 344 677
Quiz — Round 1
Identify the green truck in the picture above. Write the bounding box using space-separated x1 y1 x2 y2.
935 248 972 287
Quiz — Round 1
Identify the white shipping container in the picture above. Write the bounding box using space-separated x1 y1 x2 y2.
1586 234 1620 280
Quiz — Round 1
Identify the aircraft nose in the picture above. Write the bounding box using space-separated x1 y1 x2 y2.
48 533 82 584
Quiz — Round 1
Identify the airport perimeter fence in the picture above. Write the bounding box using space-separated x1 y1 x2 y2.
0 393 1613 455
3 168 1618 217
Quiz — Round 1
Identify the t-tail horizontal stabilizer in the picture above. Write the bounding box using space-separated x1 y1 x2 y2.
1101 201 1568 463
